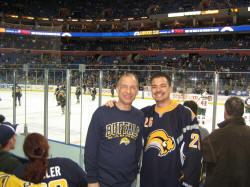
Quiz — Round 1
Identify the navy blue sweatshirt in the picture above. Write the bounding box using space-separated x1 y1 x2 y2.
84 105 144 187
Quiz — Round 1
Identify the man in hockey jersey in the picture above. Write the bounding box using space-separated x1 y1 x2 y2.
58 86 66 114
111 84 115 97
84 73 144 187
14 133 87 187
183 100 209 140
54 84 60 106
12 84 22 106
75 84 81 104
197 90 209 125
140 72 202 187
91 87 97 101
244 96 250 125
83 83 87 94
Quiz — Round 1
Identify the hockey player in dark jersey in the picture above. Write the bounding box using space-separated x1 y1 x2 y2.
13 133 87 187
58 86 66 114
111 84 115 97
82 83 87 94
54 84 60 106
75 84 81 104
12 84 22 106
91 87 97 101
84 73 144 187
244 96 250 125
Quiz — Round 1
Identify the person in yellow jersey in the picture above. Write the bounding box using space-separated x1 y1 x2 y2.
0 172 44 187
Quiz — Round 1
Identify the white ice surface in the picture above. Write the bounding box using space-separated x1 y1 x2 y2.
1 91 248 146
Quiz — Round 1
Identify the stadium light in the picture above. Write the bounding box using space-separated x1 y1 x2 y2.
168 12 184 17
22 16 35 20
37 17 49 21
201 10 219 15
168 11 201 17
5 14 19 18
230 8 238 13
10 15 19 19
53 18 64 22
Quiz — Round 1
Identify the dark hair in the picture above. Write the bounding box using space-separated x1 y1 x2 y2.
151 72 172 86
225 97 244 117
22 133 49 184
0 114 5 123
0 141 8 149
183 100 198 115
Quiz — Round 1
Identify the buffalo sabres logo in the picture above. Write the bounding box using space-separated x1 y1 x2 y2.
145 129 175 157
120 137 130 146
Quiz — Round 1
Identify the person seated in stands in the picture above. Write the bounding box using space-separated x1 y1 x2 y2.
14 133 87 187
0 114 22 174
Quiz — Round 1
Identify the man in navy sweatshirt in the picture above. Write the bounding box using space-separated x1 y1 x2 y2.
84 73 144 187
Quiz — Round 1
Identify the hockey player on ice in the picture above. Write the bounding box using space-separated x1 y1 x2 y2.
197 89 209 125
54 84 60 106
244 96 250 125
91 87 97 101
58 86 66 114
75 84 81 104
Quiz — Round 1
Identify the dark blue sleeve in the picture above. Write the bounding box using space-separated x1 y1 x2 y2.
181 108 202 186
84 108 102 183
65 158 88 187
135 111 144 174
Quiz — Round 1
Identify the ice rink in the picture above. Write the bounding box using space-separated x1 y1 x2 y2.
1 90 246 146
0 90 155 145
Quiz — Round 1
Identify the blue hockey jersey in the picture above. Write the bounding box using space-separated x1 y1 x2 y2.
140 101 202 187
14 157 87 187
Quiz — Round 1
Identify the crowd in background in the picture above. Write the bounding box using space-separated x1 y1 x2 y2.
0 0 249 97
1 34 249 51
0 32 249 96
0 0 246 19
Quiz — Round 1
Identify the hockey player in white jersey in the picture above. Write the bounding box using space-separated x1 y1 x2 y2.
197 90 209 125
244 96 250 126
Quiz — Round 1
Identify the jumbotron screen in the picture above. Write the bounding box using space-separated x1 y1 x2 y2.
0 25 249 37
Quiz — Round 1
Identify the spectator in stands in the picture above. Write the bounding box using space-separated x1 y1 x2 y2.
0 114 22 174
14 133 87 187
183 100 209 140
202 96 250 187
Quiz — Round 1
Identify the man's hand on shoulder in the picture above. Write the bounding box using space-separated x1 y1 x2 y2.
104 99 117 108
